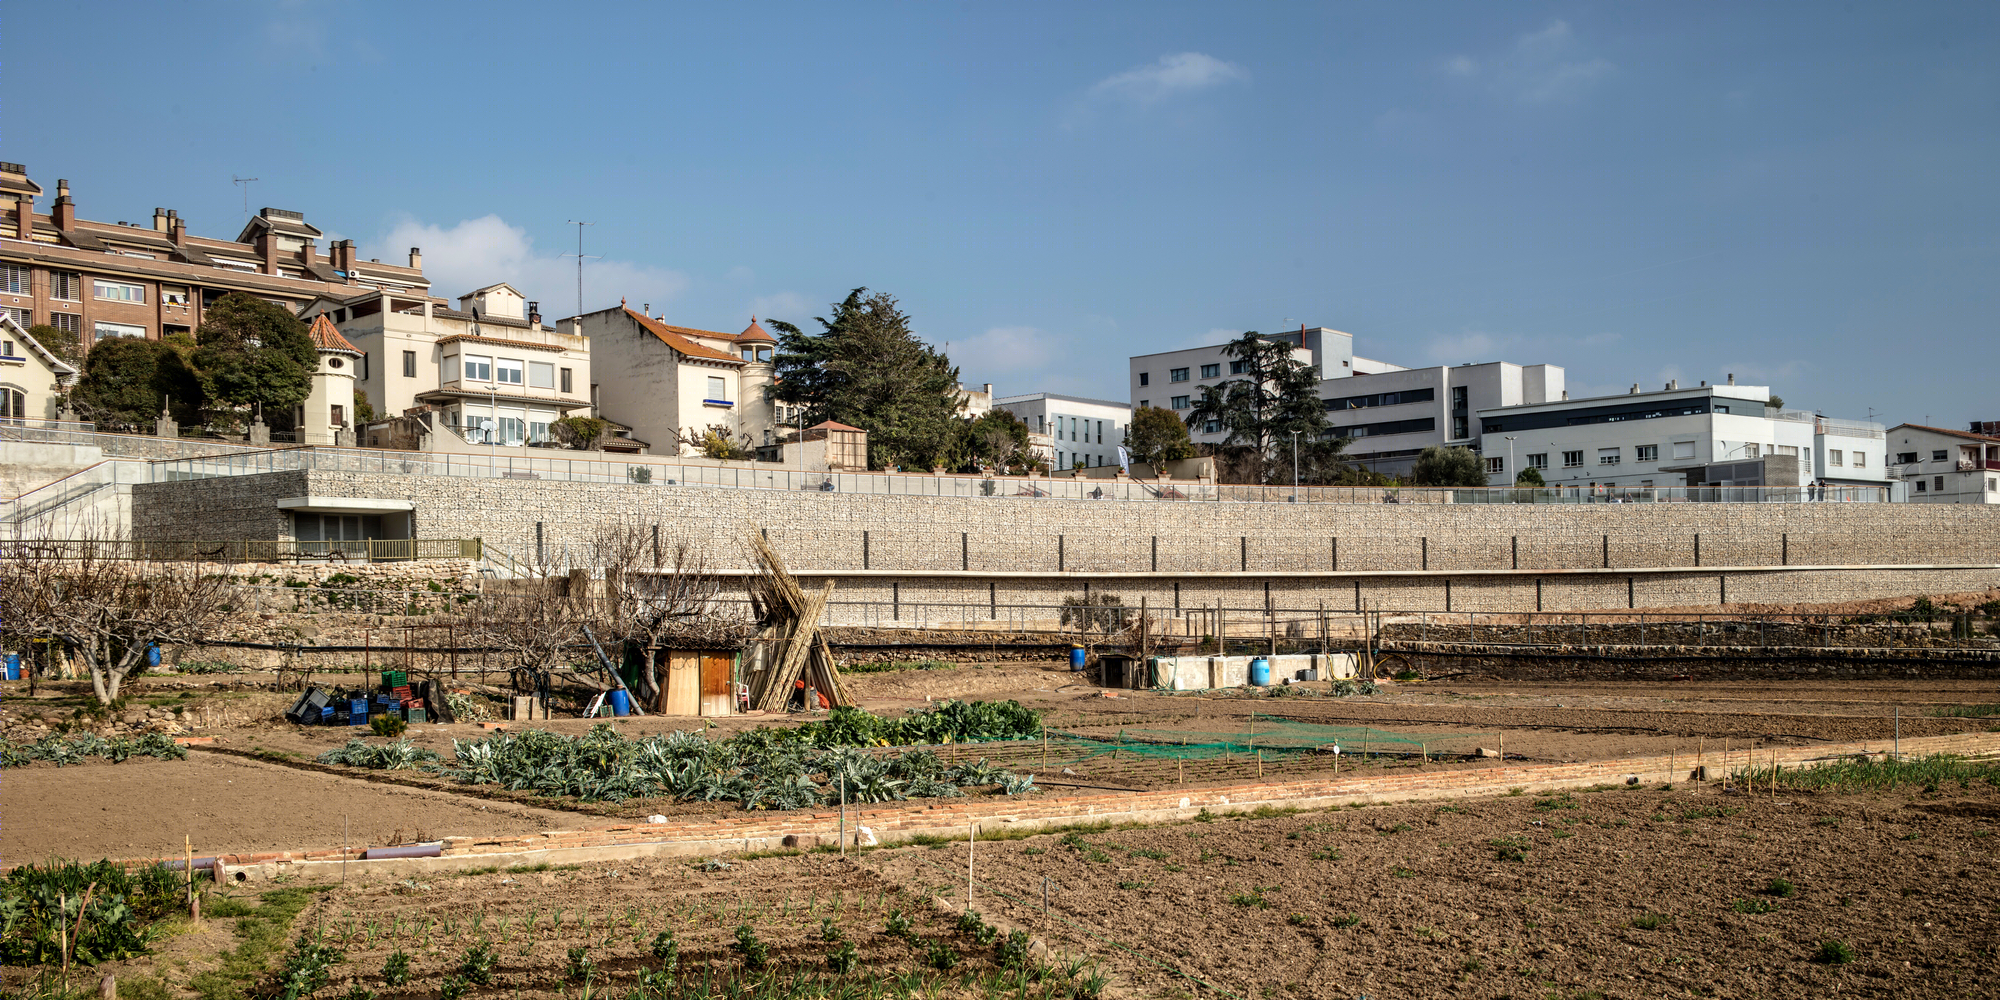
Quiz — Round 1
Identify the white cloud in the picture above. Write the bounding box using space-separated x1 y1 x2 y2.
376 215 688 318
948 326 1059 383
1087 52 1248 105
1445 20 1612 105
1424 329 1506 364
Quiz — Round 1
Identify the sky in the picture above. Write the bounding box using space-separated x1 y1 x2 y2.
5 2 1996 424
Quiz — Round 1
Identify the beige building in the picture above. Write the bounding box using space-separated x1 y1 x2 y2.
0 162 428 350
302 282 606 453
0 314 78 422
299 316 361 446
567 305 786 457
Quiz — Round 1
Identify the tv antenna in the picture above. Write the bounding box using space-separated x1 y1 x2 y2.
559 221 600 318
232 176 259 224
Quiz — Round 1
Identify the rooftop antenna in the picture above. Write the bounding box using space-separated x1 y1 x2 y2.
232 175 259 224
560 221 599 317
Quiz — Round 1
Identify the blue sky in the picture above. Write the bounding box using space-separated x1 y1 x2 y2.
7 2 1995 423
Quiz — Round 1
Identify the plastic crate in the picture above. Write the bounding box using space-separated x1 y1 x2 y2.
409 708 427 724
381 670 408 690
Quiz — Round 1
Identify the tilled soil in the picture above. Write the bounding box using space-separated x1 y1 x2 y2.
863 783 2000 999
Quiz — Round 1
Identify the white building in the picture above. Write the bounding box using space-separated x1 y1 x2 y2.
1128 326 1564 478
992 393 1131 471
1886 424 2000 503
0 314 78 422
1812 416 1888 488
1476 378 1822 489
569 306 790 458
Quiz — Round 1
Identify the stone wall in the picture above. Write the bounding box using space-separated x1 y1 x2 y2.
130 471 2000 619
1384 641 2000 682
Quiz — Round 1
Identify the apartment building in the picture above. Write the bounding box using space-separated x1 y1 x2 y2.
301 282 601 453
992 393 1131 470
1475 378 1824 489
1886 424 2000 503
570 306 789 458
1129 326 1564 478
1813 416 1888 489
0 163 428 350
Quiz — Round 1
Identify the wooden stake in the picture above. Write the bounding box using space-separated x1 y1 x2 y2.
967 820 976 905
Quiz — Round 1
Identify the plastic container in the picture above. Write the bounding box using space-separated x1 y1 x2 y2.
381 670 408 690
409 708 427 724
1069 645 1087 671
350 699 368 718
1249 658 1271 686
147 644 162 667
609 689 631 717
4 652 20 681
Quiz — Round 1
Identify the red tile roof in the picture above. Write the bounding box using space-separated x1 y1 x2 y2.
308 314 361 354
1893 423 2000 443
809 420 865 432
736 317 776 343
625 309 741 363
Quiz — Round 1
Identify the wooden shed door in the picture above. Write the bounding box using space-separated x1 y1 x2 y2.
664 651 701 716
699 653 734 717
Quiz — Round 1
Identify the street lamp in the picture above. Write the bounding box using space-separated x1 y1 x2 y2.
1505 436 1517 486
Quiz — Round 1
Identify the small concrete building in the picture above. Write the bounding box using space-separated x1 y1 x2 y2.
0 314 78 422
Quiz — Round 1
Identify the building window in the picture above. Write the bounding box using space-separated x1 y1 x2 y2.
1171 396 1190 410
1896 451 1917 464
50 271 82 301
1138 372 1149 386
403 350 417 377
1563 450 1584 468
462 354 492 381
528 361 555 389
1203 419 1222 434
1916 479 1927 492
560 367 573 394
1451 385 1468 410
93 279 146 303
360 353 369 381
1229 360 1248 375
1096 420 1103 444
2 339 14 358
51 313 81 337
1598 448 1622 466
1170 367 1189 382
1673 441 1696 460
495 358 524 385
1932 449 1948 462
331 404 345 427
1452 415 1468 439
1635 444 1658 462
94 321 145 340
0 264 26 294
1200 363 1219 379
1776 445 1798 457
1138 399 1148 408
706 376 728 402
161 285 190 306
1828 449 1844 467
1743 443 1760 459
1988 476 1996 492
1934 475 1945 492
1852 452 1865 467
1527 453 1548 470
1486 457 1504 474
0 387 25 420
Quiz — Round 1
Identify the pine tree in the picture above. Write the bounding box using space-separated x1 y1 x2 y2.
769 289 964 470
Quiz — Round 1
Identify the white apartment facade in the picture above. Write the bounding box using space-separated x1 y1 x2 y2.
569 306 790 458
1813 416 1888 488
1129 326 1564 478
992 393 1130 471
1886 424 2000 503
303 282 598 453
1476 379 1820 489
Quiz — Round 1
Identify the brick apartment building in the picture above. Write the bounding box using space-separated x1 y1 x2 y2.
0 162 429 359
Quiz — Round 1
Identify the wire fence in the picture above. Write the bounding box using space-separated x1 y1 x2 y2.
0 538 481 563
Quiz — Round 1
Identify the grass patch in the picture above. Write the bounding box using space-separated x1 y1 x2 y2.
844 659 957 675
1765 877 1796 899
1630 913 1671 930
1731 898 1779 914
1814 940 1855 965
1929 704 2000 718
187 886 329 1000
1740 753 2000 793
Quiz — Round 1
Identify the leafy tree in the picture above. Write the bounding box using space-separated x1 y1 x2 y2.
24 322 82 371
769 289 964 470
1122 406 1196 471
966 409 1036 473
353 390 378 425
683 424 753 460
1514 466 1546 487
1183 332 1340 484
1411 445 1487 487
1768 395 1784 411
69 337 203 431
553 415 608 450
190 293 316 427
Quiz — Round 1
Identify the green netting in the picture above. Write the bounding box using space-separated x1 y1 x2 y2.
1048 716 1493 761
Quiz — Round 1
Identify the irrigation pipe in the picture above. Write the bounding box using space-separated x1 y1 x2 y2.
907 852 1246 1000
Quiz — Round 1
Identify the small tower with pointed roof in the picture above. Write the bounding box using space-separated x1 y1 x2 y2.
734 316 780 448
301 314 363 446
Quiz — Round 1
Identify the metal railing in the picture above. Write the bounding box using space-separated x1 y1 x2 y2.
0 538 481 563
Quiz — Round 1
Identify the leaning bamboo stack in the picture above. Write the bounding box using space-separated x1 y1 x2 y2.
745 530 852 710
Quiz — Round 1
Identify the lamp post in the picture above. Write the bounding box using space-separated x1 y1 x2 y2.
1291 430 1300 494
1505 436 1517 486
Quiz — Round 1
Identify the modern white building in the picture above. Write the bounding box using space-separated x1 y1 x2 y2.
992 393 1130 471
1812 416 1888 488
1128 326 1564 478
1886 424 2000 503
1476 378 1822 489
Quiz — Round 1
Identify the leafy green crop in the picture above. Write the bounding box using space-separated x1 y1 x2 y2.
1 733 188 769
1 859 181 966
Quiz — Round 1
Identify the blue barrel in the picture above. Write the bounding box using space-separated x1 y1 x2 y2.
147 644 162 667
1249 658 1271 686
609 689 631 717
1069 645 1087 671
4 653 19 681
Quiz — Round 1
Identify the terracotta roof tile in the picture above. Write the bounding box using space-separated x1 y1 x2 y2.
308 314 362 354
1893 423 2000 444
626 309 741 363
736 317 776 343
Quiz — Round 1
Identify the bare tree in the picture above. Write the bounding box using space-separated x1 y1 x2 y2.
0 537 236 706
587 519 737 651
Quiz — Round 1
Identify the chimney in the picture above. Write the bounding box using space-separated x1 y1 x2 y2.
297 238 317 266
153 207 169 232
1561 390 1568 400
168 211 187 246
983 383 992 395
527 301 541 326
1630 383 1640 394
1666 379 1678 390
12 195 30 241
1727 373 1735 385
1699 380 1707 387
407 246 422 270
53 179 75 230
